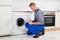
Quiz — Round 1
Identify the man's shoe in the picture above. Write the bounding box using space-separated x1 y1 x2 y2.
33 29 45 38
33 31 42 38
42 29 45 35
33 35 39 38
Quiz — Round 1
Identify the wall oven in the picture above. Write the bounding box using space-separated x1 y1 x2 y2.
44 15 55 27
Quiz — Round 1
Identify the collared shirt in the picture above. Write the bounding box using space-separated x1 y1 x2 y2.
34 8 44 24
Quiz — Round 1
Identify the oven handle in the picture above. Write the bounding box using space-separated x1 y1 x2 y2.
44 16 55 17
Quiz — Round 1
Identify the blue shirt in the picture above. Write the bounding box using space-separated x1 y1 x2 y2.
34 8 44 24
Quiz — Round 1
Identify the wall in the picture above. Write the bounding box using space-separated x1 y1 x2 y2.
12 0 60 11
0 0 12 5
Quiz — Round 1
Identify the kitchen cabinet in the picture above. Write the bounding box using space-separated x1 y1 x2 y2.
0 6 12 36
55 12 60 27
0 0 12 5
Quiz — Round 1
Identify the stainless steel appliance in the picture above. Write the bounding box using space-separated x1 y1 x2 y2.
44 15 55 27
44 11 55 27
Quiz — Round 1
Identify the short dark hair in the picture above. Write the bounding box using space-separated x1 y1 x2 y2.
29 2 36 7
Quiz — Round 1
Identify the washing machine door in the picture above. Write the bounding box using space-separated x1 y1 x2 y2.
17 18 25 26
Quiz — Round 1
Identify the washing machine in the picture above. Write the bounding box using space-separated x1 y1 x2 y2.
12 12 34 35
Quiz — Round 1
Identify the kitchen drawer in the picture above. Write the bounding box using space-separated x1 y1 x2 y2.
0 6 12 36
0 0 12 5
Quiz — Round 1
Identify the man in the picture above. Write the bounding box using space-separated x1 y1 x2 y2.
25 2 45 38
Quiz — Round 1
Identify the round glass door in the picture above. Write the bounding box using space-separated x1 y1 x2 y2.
17 18 25 26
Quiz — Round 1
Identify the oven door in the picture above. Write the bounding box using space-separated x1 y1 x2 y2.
44 16 55 27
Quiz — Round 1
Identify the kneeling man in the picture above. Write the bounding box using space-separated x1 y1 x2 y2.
25 2 45 38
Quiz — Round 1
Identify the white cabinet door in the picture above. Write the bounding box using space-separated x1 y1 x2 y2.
0 0 12 5
0 6 12 36
55 12 60 27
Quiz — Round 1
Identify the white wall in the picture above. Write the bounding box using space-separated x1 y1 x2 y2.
12 0 60 11
0 0 12 5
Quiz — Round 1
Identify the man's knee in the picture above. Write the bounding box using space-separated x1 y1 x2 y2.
25 23 31 28
25 23 29 26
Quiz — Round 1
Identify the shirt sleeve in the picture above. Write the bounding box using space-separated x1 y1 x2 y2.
37 10 44 24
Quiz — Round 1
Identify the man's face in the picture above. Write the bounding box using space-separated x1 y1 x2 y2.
30 5 36 11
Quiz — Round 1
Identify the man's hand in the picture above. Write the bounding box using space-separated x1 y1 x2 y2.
28 20 41 25
28 20 33 25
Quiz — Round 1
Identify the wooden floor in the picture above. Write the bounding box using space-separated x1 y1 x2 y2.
45 27 60 32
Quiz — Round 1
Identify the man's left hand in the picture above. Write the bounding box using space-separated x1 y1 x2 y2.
28 21 33 25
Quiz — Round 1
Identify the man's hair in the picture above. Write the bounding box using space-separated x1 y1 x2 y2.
29 2 36 7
